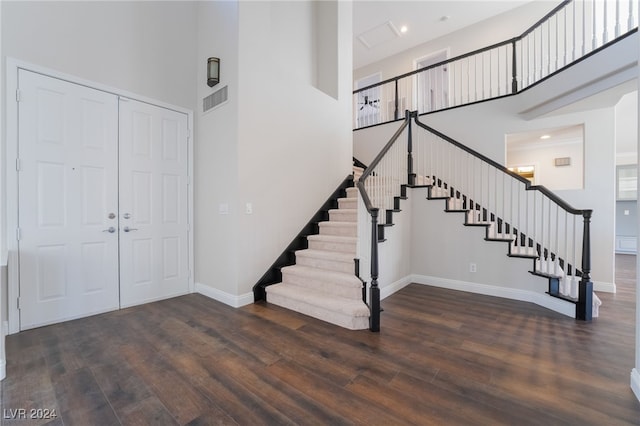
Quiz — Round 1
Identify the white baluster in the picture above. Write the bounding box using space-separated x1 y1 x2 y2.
593 0 598 50
548 19 552 75
583 0 588 55
571 1 577 61
615 0 621 37
603 0 610 43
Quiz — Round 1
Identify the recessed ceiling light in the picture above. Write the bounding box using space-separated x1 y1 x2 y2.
540 134 551 140
400 25 408 33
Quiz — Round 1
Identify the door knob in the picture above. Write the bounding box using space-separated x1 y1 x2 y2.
123 213 131 219
102 227 116 233
123 226 138 233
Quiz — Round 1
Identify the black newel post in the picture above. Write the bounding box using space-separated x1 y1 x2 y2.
577 210 593 321
511 39 518 94
370 208 380 332
407 110 416 186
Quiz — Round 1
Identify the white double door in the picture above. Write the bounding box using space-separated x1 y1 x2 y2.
17 70 190 330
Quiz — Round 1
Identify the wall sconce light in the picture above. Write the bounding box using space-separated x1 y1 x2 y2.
207 57 220 87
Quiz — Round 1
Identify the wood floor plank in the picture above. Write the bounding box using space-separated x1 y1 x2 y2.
266 358 398 425
2 254 639 424
52 367 120 426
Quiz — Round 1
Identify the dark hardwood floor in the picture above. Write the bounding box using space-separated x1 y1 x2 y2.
2 255 639 425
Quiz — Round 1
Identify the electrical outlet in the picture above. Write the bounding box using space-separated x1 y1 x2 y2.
218 203 229 215
469 263 477 273
245 203 253 214
624 209 630 216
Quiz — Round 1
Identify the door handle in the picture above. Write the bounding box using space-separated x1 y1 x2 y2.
123 226 138 233
102 227 116 233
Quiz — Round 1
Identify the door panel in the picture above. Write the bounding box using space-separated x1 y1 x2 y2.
18 70 120 330
119 99 189 307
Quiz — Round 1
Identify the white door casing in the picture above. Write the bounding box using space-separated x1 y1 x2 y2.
118 98 190 308
17 70 120 329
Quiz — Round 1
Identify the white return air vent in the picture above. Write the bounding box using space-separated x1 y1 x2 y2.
203 85 228 113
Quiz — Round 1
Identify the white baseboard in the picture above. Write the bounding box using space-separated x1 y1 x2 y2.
631 369 640 403
410 274 575 318
0 358 5 381
195 282 253 308
380 275 413 300
594 280 616 293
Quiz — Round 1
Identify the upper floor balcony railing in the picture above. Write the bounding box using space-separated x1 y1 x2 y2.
353 0 638 130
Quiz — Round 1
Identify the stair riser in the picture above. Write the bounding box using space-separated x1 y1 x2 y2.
308 240 356 254
319 224 357 237
431 187 449 198
329 211 357 222
296 256 354 274
511 246 537 256
280 274 362 299
448 198 464 210
266 292 369 330
346 188 358 199
338 198 357 209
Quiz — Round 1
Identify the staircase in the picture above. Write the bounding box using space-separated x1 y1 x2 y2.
427 177 602 317
255 0 635 330
265 166 370 330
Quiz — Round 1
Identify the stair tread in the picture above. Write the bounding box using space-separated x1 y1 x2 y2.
307 234 357 243
329 208 357 213
296 248 354 262
281 265 362 287
530 270 563 279
320 221 357 227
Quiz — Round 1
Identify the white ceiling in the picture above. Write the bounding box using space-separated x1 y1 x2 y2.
353 0 534 70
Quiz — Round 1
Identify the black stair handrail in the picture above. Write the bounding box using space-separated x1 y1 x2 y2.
413 115 588 216
356 111 411 332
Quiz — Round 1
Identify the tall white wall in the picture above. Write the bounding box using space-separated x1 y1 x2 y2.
193 1 353 300
233 0 353 296
193 0 241 300
1 1 197 109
